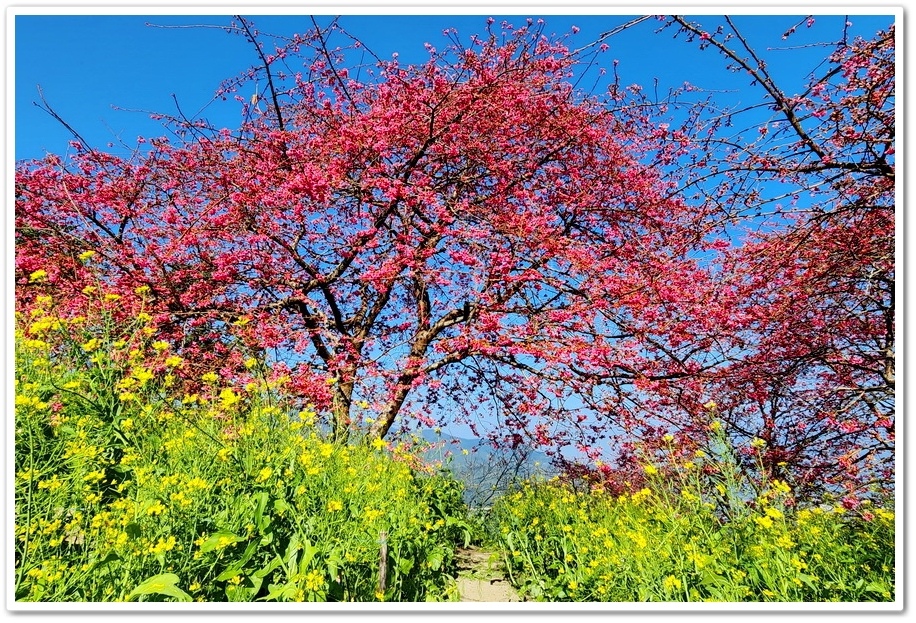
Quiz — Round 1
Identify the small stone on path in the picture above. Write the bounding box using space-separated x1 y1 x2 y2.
455 547 521 602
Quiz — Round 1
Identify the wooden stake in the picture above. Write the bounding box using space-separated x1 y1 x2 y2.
378 530 388 596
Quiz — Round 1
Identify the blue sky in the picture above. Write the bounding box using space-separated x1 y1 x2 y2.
15 13 894 161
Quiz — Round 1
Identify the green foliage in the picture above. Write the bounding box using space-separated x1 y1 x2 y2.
14 305 469 602
489 430 895 603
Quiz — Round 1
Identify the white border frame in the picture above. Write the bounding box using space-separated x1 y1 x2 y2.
5 2 906 617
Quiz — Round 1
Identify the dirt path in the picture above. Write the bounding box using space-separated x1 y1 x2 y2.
454 547 521 602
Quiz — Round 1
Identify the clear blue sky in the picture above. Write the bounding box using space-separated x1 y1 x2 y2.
15 13 894 161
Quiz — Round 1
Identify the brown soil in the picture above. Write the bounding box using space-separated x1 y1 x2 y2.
454 547 521 602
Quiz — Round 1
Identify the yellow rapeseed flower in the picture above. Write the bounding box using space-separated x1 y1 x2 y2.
28 318 54 334
81 338 100 352
83 470 106 483
186 477 208 491
214 535 236 550
37 475 63 491
146 501 166 516
183 393 200 405
874 509 894 522
771 480 791 495
29 269 48 283
78 250 96 262
663 575 682 592
327 500 343 512
304 570 324 591
149 536 177 555
776 534 795 549
133 367 154 384
220 388 241 408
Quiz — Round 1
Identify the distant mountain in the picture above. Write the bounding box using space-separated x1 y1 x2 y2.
415 430 555 507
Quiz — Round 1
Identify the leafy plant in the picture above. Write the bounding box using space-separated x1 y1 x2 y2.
490 425 894 602
14 303 471 602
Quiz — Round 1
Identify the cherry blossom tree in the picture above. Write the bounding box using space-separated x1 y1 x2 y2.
16 15 895 501
17 18 715 444
578 15 895 501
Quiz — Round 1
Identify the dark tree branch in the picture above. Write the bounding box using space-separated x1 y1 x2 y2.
236 15 286 131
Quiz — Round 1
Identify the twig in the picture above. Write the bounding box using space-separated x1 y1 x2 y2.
33 85 94 152
235 15 285 131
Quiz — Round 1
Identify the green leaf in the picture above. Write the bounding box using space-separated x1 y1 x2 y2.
427 548 444 571
252 491 270 531
397 556 414 575
285 538 300 576
273 498 291 515
324 547 341 582
237 539 259 565
261 582 297 601
90 551 121 570
797 572 819 591
217 540 260 581
200 531 243 553
301 539 319 575
253 555 284 579
127 573 192 602
699 568 727 589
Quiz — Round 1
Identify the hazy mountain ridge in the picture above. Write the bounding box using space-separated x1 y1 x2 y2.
416 430 555 507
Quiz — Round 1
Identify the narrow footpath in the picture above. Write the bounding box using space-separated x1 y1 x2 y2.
454 547 521 602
